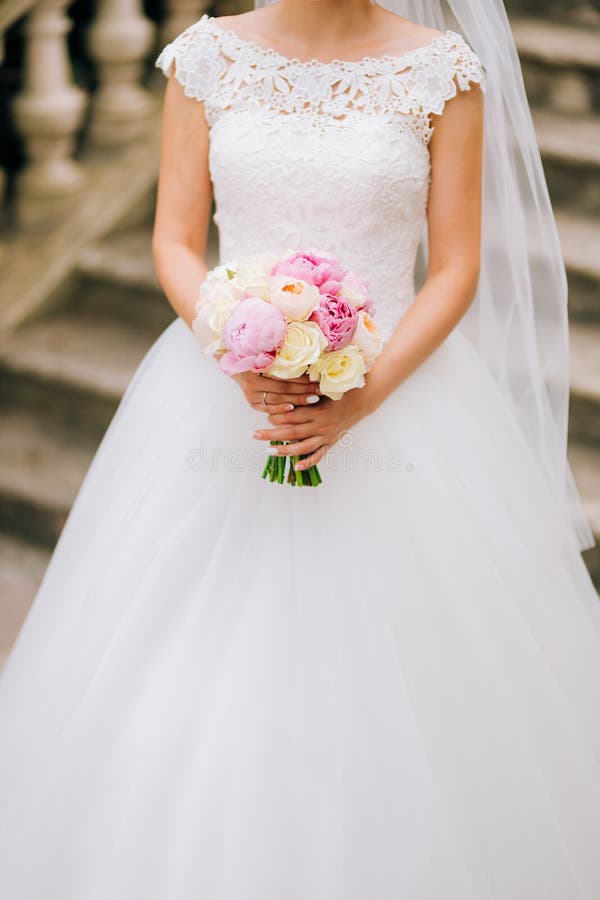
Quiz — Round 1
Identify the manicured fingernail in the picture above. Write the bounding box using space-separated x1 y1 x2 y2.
285 404 294 411
306 395 320 404
252 431 261 439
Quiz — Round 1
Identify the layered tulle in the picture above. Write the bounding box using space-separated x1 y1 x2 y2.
0 317 599 899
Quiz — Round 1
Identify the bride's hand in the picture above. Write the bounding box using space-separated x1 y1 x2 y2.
252 386 369 471
233 371 322 414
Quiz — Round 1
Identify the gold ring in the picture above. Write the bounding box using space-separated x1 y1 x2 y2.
263 390 268 405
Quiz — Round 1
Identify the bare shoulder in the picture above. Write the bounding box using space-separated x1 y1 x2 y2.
375 9 444 55
211 8 445 60
210 8 273 42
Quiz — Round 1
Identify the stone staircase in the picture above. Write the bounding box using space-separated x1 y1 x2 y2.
1 10 600 665
0 214 221 665
510 13 600 583
0 224 168 542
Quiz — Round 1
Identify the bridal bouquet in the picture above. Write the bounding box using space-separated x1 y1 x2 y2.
193 248 382 486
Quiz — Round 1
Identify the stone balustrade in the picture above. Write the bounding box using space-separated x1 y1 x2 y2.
0 0 211 236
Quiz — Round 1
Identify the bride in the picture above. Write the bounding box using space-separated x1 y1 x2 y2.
1 0 600 896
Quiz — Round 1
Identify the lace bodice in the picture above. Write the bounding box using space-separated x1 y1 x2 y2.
156 14 485 340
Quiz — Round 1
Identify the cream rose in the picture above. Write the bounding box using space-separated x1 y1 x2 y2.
193 285 239 356
199 264 237 300
200 275 242 307
308 345 366 399
267 321 327 379
353 310 383 368
233 254 278 300
268 275 321 321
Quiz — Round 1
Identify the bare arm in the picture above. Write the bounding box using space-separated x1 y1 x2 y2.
152 69 213 329
361 81 484 413
253 83 484 467
152 71 321 412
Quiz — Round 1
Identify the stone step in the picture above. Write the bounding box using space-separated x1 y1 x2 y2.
78 226 160 293
557 212 600 321
0 407 94 548
0 309 165 440
488 210 598 322
75 228 174 330
507 0 600 28
0 532 50 670
570 320 600 444
75 223 218 327
534 111 600 217
0 123 162 335
512 16 600 115
568 441 600 583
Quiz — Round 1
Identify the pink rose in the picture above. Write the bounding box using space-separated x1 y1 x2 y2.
339 270 374 313
310 294 358 350
272 249 346 296
220 297 287 375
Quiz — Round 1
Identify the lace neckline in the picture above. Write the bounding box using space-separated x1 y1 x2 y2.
202 14 454 71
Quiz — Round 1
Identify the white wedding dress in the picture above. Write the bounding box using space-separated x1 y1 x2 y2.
1 14 600 899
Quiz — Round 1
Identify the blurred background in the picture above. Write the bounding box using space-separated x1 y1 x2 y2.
0 0 599 665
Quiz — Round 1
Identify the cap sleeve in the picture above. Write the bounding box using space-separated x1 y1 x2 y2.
154 14 224 106
408 30 486 121
449 32 486 94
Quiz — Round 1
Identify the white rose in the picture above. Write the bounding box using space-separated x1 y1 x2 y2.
233 255 277 300
199 263 237 300
353 310 383 369
193 287 239 356
268 275 321 321
308 345 366 400
202 277 242 305
267 321 327 379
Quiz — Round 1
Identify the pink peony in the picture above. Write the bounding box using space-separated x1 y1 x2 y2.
271 249 346 296
310 294 358 350
220 297 287 375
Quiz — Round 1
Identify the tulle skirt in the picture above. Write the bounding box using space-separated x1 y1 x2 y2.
1 316 599 899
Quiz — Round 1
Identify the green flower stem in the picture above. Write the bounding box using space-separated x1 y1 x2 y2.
293 456 304 486
261 441 321 487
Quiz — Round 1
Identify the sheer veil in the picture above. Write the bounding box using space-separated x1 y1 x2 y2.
254 0 595 554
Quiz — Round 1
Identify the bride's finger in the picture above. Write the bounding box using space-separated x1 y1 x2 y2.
269 435 325 457
264 379 320 396
267 407 316 425
264 372 314 385
255 390 321 407
252 421 315 442
295 445 328 470
249 373 320 395
253 400 295 414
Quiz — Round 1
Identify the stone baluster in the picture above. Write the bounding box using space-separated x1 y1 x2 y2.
0 34 7 263
86 0 156 147
159 0 208 46
11 0 87 229
0 163 6 266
